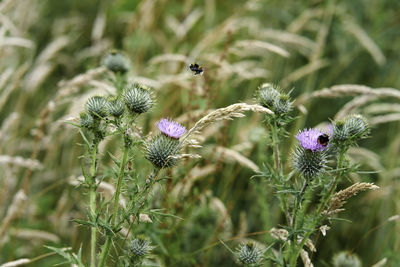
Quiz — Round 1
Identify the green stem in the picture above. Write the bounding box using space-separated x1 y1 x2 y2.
270 121 280 172
89 143 98 267
98 145 129 267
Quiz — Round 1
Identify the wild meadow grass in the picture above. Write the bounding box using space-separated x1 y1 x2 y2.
0 0 399 266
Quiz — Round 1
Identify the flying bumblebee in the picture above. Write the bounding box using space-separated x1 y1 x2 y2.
189 63 204 76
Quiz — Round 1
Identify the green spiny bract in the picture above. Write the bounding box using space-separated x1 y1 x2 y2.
145 134 180 169
85 96 108 118
332 251 362 267
236 242 263 265
256 83 280 109
292 145 328 179
103 51 130 74
107 97 125 117
123 84 154 115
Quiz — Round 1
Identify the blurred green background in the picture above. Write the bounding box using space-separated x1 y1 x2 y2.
0 0 399 266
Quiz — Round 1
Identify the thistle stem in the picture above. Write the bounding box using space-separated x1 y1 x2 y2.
89 142 98 267
98 145 129 267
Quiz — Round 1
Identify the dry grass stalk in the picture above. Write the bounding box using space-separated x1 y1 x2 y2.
57 67 107 98
370 113 400 125
343 18 386 66
364 103 400 115
0 155 42 170
0 259 30 267
300 249 314 267
334 95 377 119
325 183 379 215
282 59 329 87
212 146 260 172
371 258 387 267
171 165 217 199
0 248 72 267
0 190 27 237
232 39 290 58
9 228 60 243
269 227 289 241
312 84 400 99
149 53 187 65
259 28 317 54
182 103 273 144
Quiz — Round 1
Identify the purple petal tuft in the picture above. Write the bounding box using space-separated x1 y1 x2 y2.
157 118 186 139
296 128 328 152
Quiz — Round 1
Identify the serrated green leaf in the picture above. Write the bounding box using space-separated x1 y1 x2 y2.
72 218 96 227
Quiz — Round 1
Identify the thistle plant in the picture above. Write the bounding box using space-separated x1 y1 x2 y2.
57 53 192 267
249 83 377 266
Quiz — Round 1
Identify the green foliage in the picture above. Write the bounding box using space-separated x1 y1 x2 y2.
0 0 399 266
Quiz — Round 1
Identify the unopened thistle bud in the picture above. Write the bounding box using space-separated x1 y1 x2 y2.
256 83 280 109
236 242 263 265
79 112 94 128
129 236 153 257
343 114 369 139
123 84 154 115
107 97 124 117
332 251 362 267
103 51 130 74
85 96 107 118
292 128 328 179
332 114 369 145
145 119 186 169
273 93 292 115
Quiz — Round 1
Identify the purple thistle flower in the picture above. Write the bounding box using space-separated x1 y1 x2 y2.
296 128 328 152
157 118 186 139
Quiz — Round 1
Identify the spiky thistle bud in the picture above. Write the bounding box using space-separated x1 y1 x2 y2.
123 84 154 115
272 93 292 115
103 51 130 74
343 114 369 139
292 128 328 179
332 114 369 145
332 251 362 267
107 97 124 117
145 119 186 169
236 242 263 265
85 96 108 118
256 83 280 109
79 112 94 128
129 236 153 257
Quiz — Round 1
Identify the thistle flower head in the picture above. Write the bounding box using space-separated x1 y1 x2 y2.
145 134 180 169
157 118 186 139
123 84 154 115
236 242 263 265
296 128 329 152
129 236 153 257
332 251 362 267
107 97 124 117
103 51 130 73
85 96 108 118
292 145 328 179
